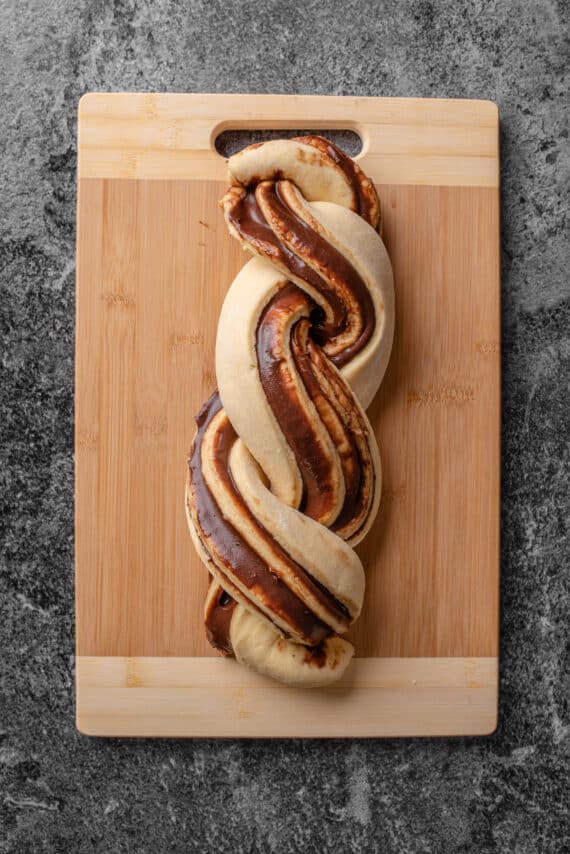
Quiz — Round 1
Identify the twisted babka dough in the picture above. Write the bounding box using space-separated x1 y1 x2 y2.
186 136 394 686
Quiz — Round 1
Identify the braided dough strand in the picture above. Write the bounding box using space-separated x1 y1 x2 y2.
186 137 394 686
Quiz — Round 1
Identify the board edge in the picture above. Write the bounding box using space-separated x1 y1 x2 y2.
75 656 499 739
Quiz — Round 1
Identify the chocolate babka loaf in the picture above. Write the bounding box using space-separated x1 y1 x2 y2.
186 136 394 686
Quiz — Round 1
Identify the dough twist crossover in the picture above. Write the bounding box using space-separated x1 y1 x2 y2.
186 136 394 686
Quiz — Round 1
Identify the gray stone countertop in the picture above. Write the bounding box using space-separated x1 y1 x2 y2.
1 1 568 852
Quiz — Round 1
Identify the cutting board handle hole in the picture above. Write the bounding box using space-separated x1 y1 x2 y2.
214 128 363 158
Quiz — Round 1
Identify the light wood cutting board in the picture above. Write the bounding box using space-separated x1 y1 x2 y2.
75 93 500 737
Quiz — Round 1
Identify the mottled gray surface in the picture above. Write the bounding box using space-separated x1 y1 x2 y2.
1 0 569 851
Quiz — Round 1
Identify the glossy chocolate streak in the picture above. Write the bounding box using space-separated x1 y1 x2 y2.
303 643 328 668
210 407 351 629
270 181 375 367
290 327 364 532
306 338 373 536
188 392 350 646
227 183 374 368
256 283 340 523
204 584 236 655
233 188 346 335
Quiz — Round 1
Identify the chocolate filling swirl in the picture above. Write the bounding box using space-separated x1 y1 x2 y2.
187 136 382 660
226 180 376 367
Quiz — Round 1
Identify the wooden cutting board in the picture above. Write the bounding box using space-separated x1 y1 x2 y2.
75 93 500 737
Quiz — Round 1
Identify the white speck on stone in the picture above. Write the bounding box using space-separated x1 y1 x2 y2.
159 760 177 792
104 799 119 816
345 745 371 826
0 747 24 767
510 746 536 763
5 795 58 812
52 258 75 292
15 593 51 617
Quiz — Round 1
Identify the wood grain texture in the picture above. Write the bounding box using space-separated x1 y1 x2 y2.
75 94 500 736
76 656 498 737
78 93 499 186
